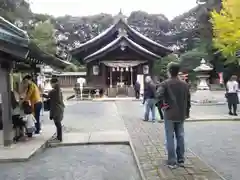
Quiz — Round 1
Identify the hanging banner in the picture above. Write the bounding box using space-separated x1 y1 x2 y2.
218 72 223 84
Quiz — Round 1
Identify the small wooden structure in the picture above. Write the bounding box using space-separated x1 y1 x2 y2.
0 16 69 146
71 12 172 97
52 72 86 87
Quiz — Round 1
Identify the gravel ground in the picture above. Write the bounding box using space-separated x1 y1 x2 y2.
0 145 141 180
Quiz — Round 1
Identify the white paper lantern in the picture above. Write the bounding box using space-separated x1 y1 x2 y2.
116 67 119 71
143 65 149 74
112 67 115 72
125 67 129 71
120 68 124 72
93 65 99 75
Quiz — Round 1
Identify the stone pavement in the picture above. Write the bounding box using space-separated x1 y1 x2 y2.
0 99 78 162
0 101 129 162
0 145 141 180
187 104 240 121
0 99 238 179
185 121 240 180
0 124 54 162
116 101 225 180
49 101 129 147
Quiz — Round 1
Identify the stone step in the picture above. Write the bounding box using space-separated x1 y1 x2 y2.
48 130 130 147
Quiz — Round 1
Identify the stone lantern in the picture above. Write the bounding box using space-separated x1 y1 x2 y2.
191 58 226 105
194 58 212 90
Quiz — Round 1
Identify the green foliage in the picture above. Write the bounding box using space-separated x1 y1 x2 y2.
70 58 82 65
0 0 31 24
179 50 209 71
33 13 52 23
153 54 179 78
211 0 240 63
29 21 56 54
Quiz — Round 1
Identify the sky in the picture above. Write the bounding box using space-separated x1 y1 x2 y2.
30 0 197 20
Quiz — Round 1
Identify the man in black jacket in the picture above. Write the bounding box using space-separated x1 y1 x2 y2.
156 62 190 169
143 76 156 122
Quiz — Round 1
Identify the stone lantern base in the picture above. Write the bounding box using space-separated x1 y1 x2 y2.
191 89 226 105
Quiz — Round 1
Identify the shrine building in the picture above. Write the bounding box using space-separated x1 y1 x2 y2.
71 12 172 97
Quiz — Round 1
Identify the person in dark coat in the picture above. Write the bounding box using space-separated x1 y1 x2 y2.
46 78 65 142
134 81 140 99
143 76 156 122
156 62 190 169
155 78 164 120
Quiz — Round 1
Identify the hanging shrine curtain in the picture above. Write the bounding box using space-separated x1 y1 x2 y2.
101 60 146 68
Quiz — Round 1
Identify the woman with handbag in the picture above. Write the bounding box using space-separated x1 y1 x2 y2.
226 75 239 116
43 78 65 142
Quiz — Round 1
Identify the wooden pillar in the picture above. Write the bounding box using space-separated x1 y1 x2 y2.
101 64 106 88
10 71 13 91
0 62 13 146
120 68 123 85
110 67 112 88
130 67 133 87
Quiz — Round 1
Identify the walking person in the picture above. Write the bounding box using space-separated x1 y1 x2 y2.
134 81 140 99
143 76 156 122
155 77 164 121
226 75 239 116
22 75 42 134
156 62 190 169
44 78 65 142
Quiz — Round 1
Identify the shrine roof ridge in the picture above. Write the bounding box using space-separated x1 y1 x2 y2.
70 18 172 55
84 35 160 63
0 16 29 47
72 24 115 50
125 23 172 51
0 16 29 39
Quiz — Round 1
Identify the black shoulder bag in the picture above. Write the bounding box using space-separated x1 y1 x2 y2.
165 82 180 120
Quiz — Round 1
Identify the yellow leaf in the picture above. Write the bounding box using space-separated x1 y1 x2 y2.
211 0 240 62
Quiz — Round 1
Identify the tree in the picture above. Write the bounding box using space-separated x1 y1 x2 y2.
30 20 57 54
153 54 179 78
0 0 32 24
179 50 209 71
211 0 240 63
